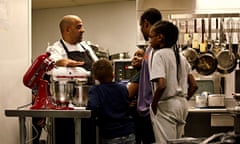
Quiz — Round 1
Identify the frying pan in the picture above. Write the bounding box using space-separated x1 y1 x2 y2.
196 51 218 75
182 47 199 69
196 18 218 75
216 18 237 74
182 20 199 69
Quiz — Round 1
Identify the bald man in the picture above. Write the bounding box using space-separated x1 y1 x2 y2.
46 15 98 144
47 15 98 70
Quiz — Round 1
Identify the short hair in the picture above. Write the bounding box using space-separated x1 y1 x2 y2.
92 59 113 83
152 20 179 48
140 8 162 25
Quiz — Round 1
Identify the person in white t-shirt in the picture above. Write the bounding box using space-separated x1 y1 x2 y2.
148 21 198 144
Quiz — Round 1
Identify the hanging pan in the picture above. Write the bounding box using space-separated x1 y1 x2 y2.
182 20 199 69
216 18 237 74
196 18 218 75
212 18 222 55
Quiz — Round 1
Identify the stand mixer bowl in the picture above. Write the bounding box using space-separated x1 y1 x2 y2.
52 81 74 108
50 67 90 109
51 81 91 108
72 85 91 107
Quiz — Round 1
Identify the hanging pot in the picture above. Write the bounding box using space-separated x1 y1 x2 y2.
182 47 199 69
196 19 218 75
216 49 237 74
216 18 237 74
182 20 199 69
196 51 218 75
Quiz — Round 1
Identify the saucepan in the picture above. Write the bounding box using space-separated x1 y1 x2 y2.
182 46 199 69
216 18 237 74
195 19 218 75
181 19 199 69
195 51 218 75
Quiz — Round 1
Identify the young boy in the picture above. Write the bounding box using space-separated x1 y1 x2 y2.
127 47 145 144
86 59 135 144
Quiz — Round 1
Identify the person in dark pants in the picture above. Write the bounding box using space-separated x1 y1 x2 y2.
127 47 145 144
46 15 98 144
136 8 162 144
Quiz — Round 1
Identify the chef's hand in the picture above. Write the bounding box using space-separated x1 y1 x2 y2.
55 58 85 67
67 59 85 67
151 102 157 115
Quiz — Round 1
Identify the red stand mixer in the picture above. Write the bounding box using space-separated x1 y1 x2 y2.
23 52 90 110
23 52 56 109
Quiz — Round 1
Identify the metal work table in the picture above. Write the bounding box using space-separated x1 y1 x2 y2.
188 108 228 113
5 108 91 144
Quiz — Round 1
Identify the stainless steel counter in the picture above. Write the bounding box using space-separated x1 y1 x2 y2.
188 107 228 113
5 108 91 144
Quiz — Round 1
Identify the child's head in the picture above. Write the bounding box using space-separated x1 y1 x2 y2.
149 20 179 49
92 59 113 83
131 47 145 70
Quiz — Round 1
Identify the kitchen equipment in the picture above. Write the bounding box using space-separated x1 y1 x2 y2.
216 18 237 74
196 19 218 75
233 93 240 108
235 20 240 93
196 51 218 75
182 47 199 69
52 81 74 108
212 18 222 55
72 85 91 107
109 52 130 60
237 19 240 60
207 94 225 108
235 68 240 93
212 18 221 55
51 67 90 109
182 20 199 69
88 41 109 59
192 18 199 51
228 93 240 134
194 80 214 95
200 18 207 53
112 59 137 82
183 20 191 45
195 91 209 108
200 132 240 144
23 52 56 109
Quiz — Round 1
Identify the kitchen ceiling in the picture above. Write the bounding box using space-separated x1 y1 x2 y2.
32 0 131 10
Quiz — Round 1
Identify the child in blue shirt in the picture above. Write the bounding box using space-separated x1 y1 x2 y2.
86 59 135 144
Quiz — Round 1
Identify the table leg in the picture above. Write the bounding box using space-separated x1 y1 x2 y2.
234 114 240 134
74 118 81 144
47 117 53 144
19 116 26 144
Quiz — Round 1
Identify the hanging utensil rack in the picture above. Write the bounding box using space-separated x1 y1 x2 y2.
169 13 240 75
